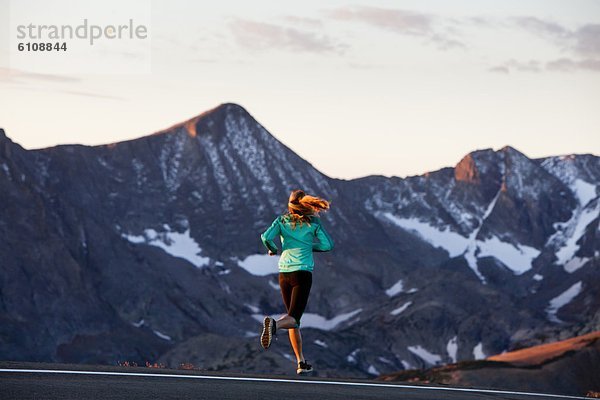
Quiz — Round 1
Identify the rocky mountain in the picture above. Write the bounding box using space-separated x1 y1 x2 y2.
378 331 600 397
0 103 598 380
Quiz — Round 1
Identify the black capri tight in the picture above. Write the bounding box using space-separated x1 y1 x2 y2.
279 270 312 327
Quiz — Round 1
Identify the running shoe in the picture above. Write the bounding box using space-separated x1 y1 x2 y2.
260 316 276 349
297 360 313 374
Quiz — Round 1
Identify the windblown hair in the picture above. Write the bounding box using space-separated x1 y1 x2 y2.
285 189 330 229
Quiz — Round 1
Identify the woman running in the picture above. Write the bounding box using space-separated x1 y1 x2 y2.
259 189 334 374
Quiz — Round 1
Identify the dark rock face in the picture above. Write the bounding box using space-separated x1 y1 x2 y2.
0 104 598 380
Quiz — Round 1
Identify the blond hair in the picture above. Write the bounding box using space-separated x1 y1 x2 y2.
285 189 330 229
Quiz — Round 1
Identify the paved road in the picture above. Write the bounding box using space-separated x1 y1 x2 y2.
0 361 586 400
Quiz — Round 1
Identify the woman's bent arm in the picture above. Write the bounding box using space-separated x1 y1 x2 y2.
261 217 281 254
313 222 334 252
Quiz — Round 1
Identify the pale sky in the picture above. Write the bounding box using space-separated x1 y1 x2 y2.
1 0 599 180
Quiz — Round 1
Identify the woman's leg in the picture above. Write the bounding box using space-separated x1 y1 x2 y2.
277 273 297 330
287 271 312 325
275 314 298 329
285 272 312 363
277 271 312 330
288 328 304 363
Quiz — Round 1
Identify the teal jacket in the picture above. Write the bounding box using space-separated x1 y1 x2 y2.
261 214 334 273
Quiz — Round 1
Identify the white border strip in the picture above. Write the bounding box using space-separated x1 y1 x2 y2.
0 368 588 399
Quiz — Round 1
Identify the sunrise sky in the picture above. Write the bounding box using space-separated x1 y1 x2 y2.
1 0 599 180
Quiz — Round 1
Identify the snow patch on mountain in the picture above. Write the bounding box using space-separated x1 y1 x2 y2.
367 365 380 375
238 254 279 276
563 257 591 273
153 330 172 341
476 237 541 274
447 336 458 363
473 342 486 360
346 349 360 364
463 249 484 282
381 188 540 279
463 189 502 281
546 281 583 323
390 301 412 316
244 304 260 313
407 345 442 366
552 200 599 272
541 158 598 271
385 280 404 297
572 179 597 206
382 213 469 257
301 309 362 330
132 319 144 328
378 356 394 365
122 226 210 268
401 360 413 370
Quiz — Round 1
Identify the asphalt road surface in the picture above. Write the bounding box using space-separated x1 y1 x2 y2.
0 361 588 400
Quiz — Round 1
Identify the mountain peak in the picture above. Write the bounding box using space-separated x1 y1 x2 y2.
454 148 497 183
151 102 253 139
185 102 253 138
196 102 249 119
499 145 528 157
